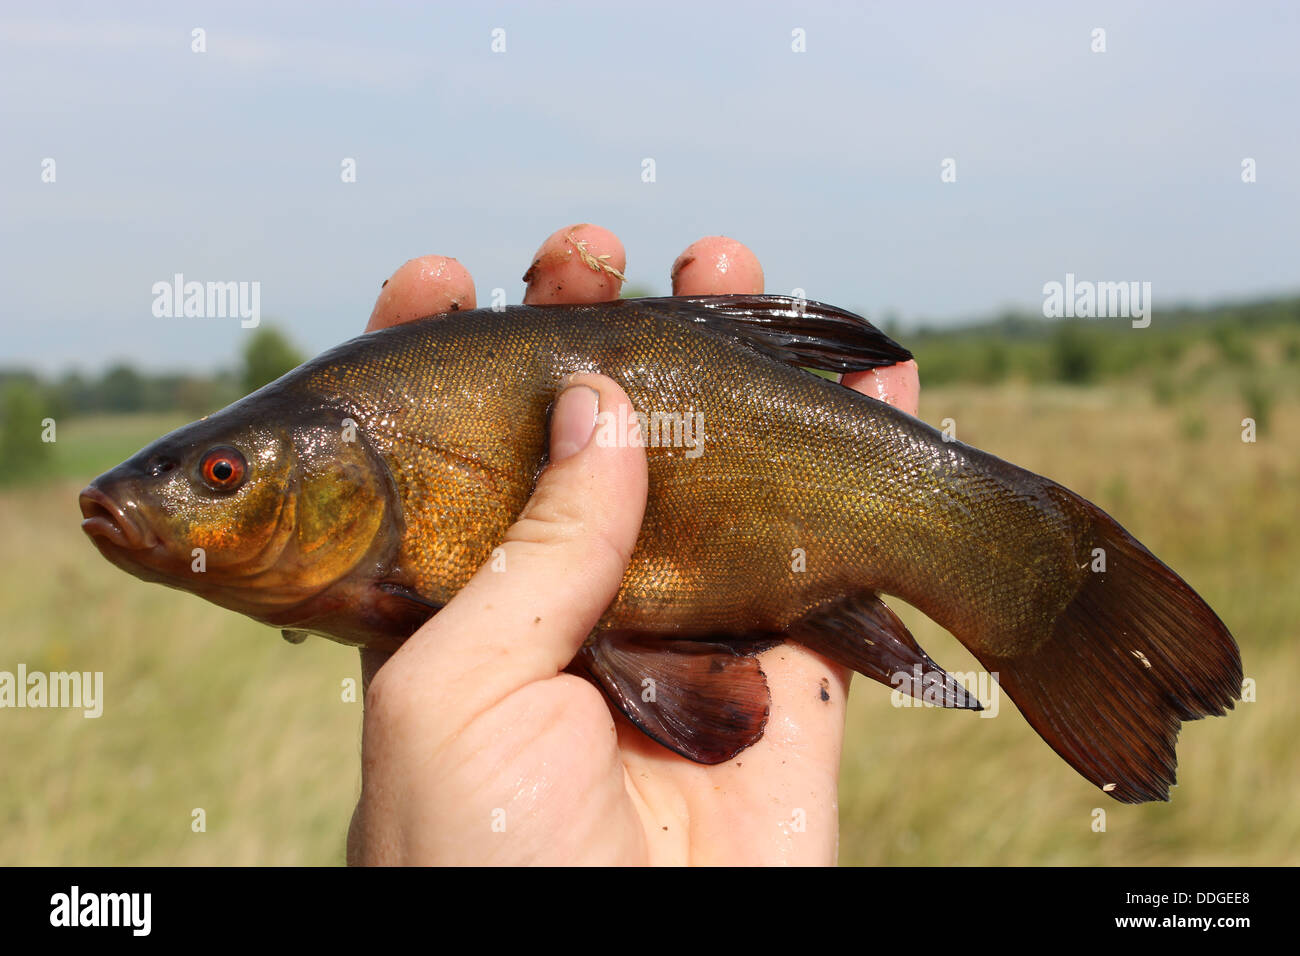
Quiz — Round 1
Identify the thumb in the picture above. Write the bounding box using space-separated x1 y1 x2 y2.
377 374 648 724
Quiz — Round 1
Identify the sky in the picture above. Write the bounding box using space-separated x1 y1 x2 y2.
2 1 1297 373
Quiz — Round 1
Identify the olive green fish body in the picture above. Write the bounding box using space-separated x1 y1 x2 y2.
295 306 1070 642
81 295 1242 803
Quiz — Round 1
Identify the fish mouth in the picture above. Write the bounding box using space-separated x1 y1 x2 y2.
79 486 158 551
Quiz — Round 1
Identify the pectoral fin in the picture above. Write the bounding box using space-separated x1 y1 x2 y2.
376 581 442 612
789 592 983 710
578 633 771 764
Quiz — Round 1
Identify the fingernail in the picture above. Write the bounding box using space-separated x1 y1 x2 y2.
550 385 600 461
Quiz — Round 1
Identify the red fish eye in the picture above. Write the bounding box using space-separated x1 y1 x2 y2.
199 447 247 491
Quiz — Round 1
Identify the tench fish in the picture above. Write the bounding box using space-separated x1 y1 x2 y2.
79 295 1241 803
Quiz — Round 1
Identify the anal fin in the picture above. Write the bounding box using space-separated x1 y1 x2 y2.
789 592 982 710
578 633 771 764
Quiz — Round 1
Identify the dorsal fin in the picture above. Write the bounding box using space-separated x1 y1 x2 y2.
635 294 912 373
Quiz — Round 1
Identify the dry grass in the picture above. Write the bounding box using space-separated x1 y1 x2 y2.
1 384 1293 865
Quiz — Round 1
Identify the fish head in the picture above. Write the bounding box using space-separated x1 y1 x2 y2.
79 400 396 625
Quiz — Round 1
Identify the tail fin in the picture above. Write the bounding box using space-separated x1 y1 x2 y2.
978 495 1242 803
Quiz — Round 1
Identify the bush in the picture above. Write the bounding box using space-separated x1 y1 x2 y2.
1051 321 1098 384
0 381 56 485
1211 324 1254 366
977 341 1009 384
1240 379 1274 435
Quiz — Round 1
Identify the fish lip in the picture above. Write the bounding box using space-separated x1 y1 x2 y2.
79 485 158 550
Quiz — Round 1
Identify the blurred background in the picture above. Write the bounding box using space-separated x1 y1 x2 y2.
1 1 1297 864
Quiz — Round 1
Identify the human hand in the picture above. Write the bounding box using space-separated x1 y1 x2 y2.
347 225 919 865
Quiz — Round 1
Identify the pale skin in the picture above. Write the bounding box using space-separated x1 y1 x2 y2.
348 225 921 865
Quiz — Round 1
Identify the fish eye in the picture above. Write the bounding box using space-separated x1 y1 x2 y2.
198 446 248 492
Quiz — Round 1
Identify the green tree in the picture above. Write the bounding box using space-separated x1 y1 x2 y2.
242 326 305 394
0 381 56 485
99 364 146 412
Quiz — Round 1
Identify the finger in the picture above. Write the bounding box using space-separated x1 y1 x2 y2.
666 238 920 417
842 359 920 416
522 224 626 304
366 255 476 331
367 374 648 732
670 236 764 295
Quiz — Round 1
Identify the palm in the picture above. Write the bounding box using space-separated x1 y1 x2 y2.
602 646 849 865
353 647 847 865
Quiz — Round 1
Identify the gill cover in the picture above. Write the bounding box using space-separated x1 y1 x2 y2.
284 412 395 593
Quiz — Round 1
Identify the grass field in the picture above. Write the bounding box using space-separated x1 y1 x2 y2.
1 381 1295 865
